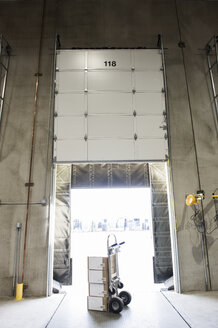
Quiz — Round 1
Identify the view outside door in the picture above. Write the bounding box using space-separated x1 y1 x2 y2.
71 188 152 233
70 188 159 294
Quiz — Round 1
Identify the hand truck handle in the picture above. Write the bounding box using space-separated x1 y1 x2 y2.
110 241 125 248
107 234 117 251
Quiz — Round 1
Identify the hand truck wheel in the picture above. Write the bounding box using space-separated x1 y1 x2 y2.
109 297 124 314
118 281 124 289
118 291 132 306
108 287 116 295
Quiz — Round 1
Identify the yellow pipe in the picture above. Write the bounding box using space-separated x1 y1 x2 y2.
15 283 23 301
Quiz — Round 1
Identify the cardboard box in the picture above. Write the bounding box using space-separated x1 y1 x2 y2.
88 269 108 284
87 296 108 312
88 256 108 271
89 283 109 297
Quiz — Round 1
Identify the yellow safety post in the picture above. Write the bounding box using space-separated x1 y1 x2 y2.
15 283 23 301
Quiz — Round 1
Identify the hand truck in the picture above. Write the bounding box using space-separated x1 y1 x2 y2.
107 234 132 314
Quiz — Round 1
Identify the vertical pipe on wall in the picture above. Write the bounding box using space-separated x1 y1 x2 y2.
21 0 47 286
13 223 22 296
46 165 56 296
174 0 212 291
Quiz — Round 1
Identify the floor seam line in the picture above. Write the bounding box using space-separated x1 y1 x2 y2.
44 291 67 328
160 290 192 328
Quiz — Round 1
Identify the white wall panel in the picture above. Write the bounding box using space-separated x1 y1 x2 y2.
56 50 85 70
88 50 131 69
56 71 85 92
56 117 85 139
135 139 167 160
135 71 163 91
134 50 162 70
88 93 132 115
55 93 85 116
135 93 165 115
56 140 87 162
88 116 133 138
88 140 134 161
136 116 165 138
88 71 132 91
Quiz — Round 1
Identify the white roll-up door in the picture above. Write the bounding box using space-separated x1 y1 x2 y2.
54 49 168 162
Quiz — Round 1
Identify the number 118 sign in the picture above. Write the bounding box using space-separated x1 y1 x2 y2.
104 61 117 67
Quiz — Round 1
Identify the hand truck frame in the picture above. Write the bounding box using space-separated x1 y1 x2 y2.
107 234 132 314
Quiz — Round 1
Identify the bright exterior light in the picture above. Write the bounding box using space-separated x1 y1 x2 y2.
71 188 152 232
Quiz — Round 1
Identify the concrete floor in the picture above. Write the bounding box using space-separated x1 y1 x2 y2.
0 293 64 328
47 287 187 328
162 290 218 328
1 231 218 327
1 289 218 328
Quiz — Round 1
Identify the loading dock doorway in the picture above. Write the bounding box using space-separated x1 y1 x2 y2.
53 162 173 288
52 45 174 291
71 187 157 293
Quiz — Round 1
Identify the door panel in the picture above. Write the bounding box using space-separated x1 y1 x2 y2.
88 93 133 115
134 49 162 70
56 71 85 92
135 93 165 115
135 139 167 161
136 116 165 138
56 50 85 70
54 49 168 162
55 93 85 116
88 116 133 138
88 139 134 161
88 71 132 91
56 116 85 139
55 140 87 162
88 50 131 70
135 71 163 91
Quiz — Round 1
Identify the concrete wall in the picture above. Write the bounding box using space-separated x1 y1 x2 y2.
0 0 217 296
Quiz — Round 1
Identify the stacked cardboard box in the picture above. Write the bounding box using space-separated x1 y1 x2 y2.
87 256 109 311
